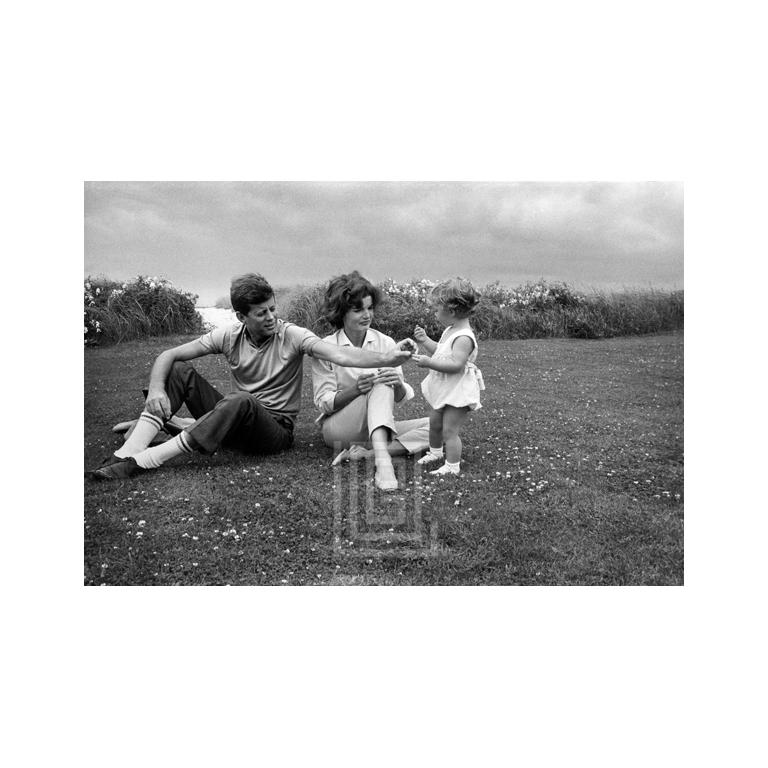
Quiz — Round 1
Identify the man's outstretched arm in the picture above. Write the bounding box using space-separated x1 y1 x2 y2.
311 338 416 369
146 339 211 419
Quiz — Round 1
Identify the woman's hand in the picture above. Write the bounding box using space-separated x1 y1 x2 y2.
396 338 417 354
373 367 403 387
411 354 432 369
414 325 428 343
356 372 376 393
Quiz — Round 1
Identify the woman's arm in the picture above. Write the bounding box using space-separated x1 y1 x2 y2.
332 373 376 410
311 354 379 415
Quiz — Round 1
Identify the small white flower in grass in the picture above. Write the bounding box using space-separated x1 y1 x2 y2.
192 562 198 567
192 536 199 541
136 531 143 537
138 520 146 527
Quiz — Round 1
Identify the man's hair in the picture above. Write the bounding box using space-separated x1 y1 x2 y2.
431 277 481 317
322 271 384 330
230 273 275 314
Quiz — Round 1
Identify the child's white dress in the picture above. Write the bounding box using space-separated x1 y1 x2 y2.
420 326 485 410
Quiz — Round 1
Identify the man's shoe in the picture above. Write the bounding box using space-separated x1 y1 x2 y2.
95 452 125 468
112 420 137 434
163 416 195 436
90 456 144 481
113 415 193 437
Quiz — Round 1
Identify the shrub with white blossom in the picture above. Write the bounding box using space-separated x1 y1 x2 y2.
84 275 204 345
284 277 682 340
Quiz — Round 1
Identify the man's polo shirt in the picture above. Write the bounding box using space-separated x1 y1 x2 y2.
197 319 321 424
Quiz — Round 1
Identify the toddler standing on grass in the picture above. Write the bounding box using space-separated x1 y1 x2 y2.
412 277 485 476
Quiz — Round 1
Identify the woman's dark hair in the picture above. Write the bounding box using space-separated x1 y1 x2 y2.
230 273 275 314
322 271 384 329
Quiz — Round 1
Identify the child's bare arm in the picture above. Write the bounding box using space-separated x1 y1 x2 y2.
413 336 474 373
414 325 438 354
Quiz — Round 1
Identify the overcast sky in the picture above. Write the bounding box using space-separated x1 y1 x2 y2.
84 181 683 305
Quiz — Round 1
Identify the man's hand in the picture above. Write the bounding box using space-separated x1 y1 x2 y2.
382 345 414 367
411 354 432 369
356 372 376 394
373 367 403 388
145 388 172 419
413 325 429 343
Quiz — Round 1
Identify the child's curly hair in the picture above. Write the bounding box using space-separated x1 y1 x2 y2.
430 277 481 317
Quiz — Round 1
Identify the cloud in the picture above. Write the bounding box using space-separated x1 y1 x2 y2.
85 181 683 303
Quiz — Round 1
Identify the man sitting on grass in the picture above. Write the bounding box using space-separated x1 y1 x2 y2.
90 273 415 481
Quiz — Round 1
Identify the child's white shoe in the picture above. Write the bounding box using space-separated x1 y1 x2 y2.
429 462 461 476
417 450 443 466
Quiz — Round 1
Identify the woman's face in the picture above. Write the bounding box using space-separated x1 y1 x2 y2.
343 294 374 334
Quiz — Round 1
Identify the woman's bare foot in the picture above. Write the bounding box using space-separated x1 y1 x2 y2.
373 448 398 491
374 463 398 491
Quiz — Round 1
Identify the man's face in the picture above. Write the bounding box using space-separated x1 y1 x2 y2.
237 296 277 343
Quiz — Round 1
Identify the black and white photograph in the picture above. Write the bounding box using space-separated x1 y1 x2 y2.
84 181 684 586
6 1 764 765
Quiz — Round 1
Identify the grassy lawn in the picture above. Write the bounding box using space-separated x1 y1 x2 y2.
84 332 683 585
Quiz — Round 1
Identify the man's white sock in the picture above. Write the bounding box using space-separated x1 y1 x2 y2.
132 432 195 469
115 411 164 458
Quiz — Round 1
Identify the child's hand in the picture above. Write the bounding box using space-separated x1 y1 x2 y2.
413 325 428 343
411 354 431 368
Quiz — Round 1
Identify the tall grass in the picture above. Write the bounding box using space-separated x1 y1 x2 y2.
84 276 205 345
283 279 683 340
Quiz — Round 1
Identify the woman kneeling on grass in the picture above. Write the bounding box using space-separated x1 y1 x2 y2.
311 271 430 491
